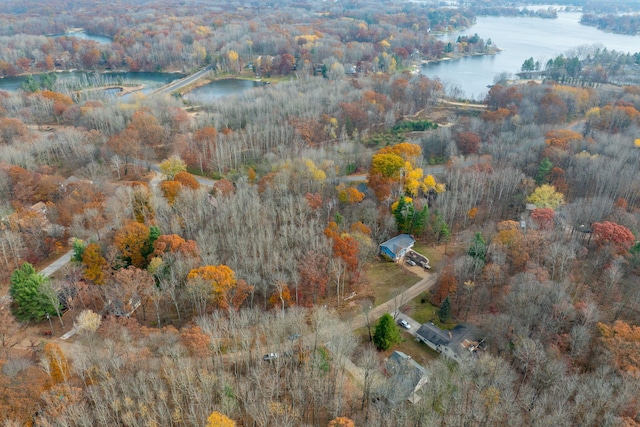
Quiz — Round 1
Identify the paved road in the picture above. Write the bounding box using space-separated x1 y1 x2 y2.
40 250 73 278
152 65 213 95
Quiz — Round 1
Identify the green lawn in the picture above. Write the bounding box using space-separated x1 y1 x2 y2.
364 262 421 306
354 326 439 365
406 293 457 330
394 332 439 364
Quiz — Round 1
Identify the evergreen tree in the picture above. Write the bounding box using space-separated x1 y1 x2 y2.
411 205 429 235
9 263 60 322
535 157 553 185
467 232 487 262
438 296 451 323
72 238 86 263
373 313 401 350
393 195 408 233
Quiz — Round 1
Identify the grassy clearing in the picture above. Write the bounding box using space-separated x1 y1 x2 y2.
406 292 457 330
364 261 421 306
355 326 438 366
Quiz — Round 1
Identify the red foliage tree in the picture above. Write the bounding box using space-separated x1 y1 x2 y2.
531 208 555 230
456 131 481 155
592 221 635 254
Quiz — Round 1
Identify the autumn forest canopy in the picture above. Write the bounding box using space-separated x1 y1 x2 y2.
1 0 640 426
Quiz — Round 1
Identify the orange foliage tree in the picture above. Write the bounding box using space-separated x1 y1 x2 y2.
180 325 211 358
174 171 200 190
113 222 151 268
44 342 70 385
598 321 640 374
336 184 365 204
160 180 182 205
206 411 236 427
0 360 48 424
187 265 252 311
152 234 199 259
328 417 356 427
433 268 457 305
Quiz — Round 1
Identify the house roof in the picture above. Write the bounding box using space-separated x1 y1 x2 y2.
384 351 428 404
416 322 453 347
417 323 483 358
380 234 415 255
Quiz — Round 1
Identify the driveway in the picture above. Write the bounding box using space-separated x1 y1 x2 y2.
393 312 421 337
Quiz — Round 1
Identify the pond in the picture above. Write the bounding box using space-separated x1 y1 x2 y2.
421 10 640 100
183 79 268 103
49 31 112 44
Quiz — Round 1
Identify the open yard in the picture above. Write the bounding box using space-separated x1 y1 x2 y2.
405 293 457 330
363 261 421 306
353 326 439 366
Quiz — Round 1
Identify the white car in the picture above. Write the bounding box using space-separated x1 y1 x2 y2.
398 319 411 329
406 259 416 266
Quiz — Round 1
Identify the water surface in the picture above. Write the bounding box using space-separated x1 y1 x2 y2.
422 11 640 100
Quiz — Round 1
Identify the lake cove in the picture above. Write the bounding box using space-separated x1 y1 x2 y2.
422 10 640 100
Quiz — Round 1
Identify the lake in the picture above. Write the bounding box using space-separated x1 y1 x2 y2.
49 31 112 44
183 79 267 103
421 11 640 100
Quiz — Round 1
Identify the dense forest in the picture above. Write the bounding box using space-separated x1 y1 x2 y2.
1 0 640 426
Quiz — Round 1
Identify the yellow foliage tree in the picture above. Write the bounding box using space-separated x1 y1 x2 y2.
305 159 327 182
44 342 69 385
82 243 108 285
206 411 236 427
634 138 640 148
527 184 565 209
370 152 405 179
159 156 187 180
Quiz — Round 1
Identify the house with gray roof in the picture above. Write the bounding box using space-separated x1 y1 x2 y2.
416 323 483 363
379 351 429 405
379 234 415 262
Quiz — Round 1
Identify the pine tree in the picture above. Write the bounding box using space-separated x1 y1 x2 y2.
393 195 408 233
373 313 401 351
438 296 451 323
467 232 487 262
9 263 59 322
535 157 553 185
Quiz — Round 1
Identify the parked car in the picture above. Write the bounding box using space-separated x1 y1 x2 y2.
398 319 411 329
406 259 416 266
263 353 278 361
